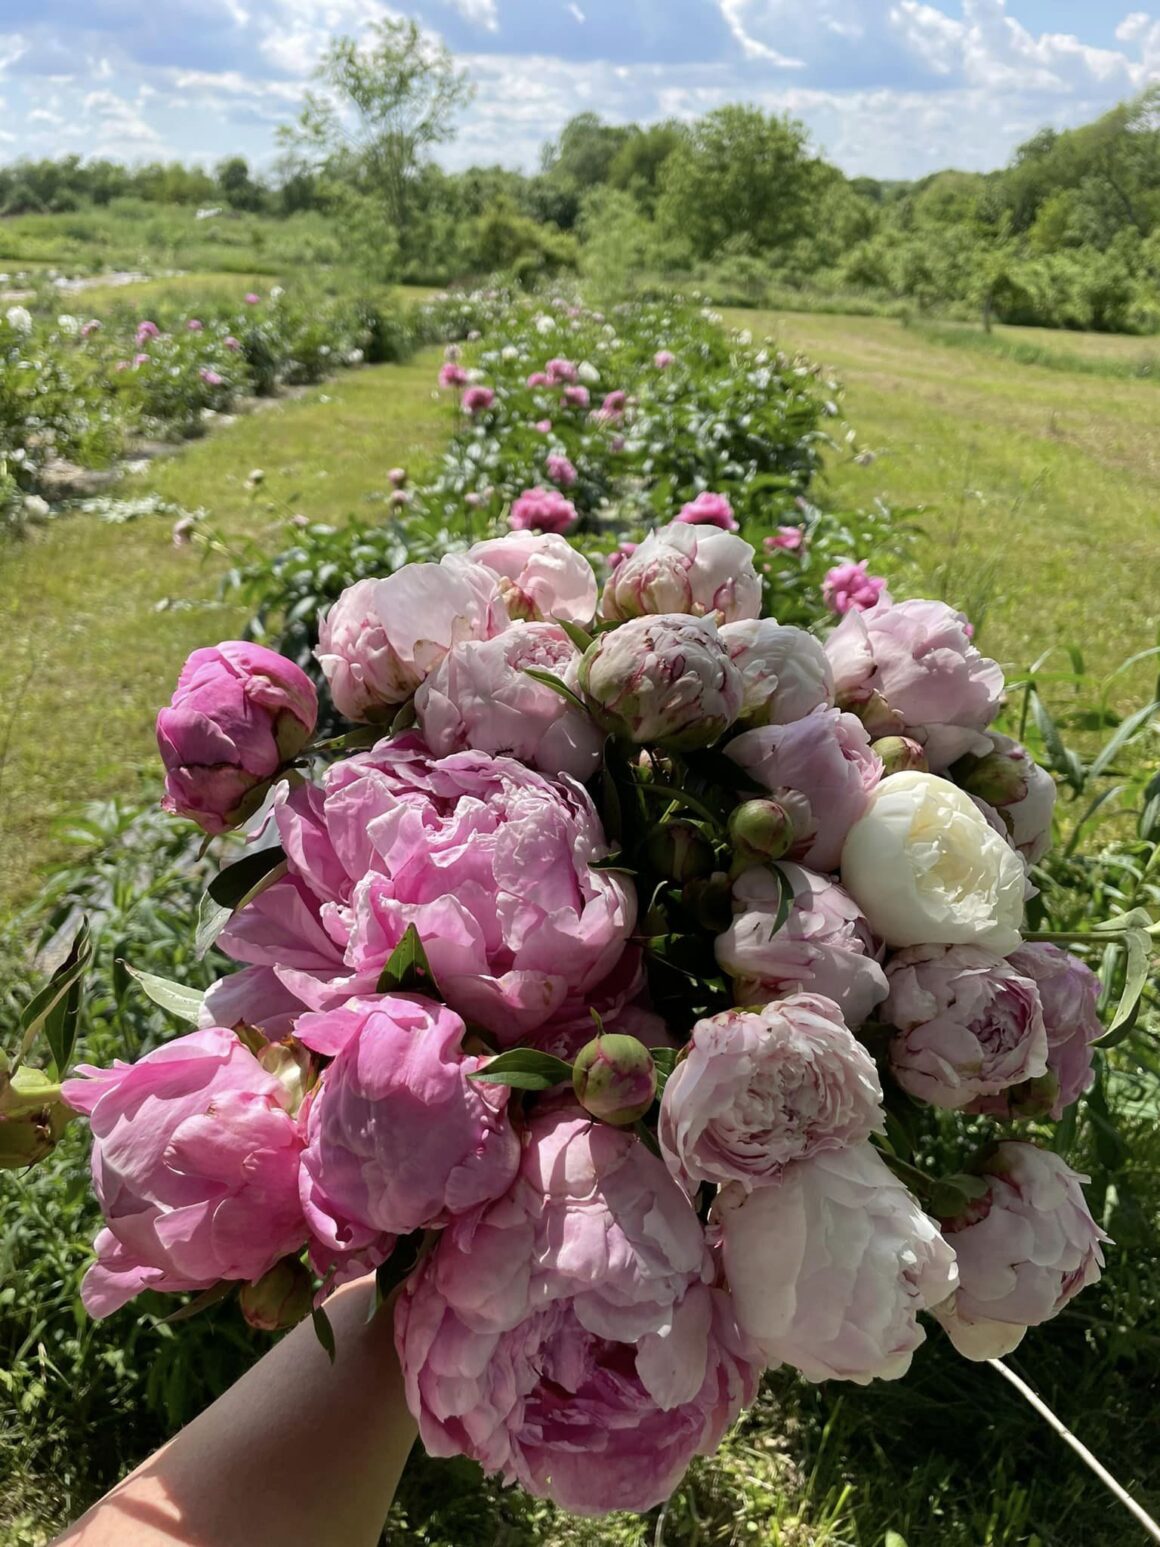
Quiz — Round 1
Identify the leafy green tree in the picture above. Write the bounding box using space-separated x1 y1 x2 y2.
215 156 265 213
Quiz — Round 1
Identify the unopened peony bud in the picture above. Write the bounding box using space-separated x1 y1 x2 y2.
239 1257 315 1331
870 736 928 776
958 749 1029 807
646 820 715 882
728 799 794 864
572 1035 657 1125
0 1067 72 1169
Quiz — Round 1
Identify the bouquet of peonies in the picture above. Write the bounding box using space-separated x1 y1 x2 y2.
61 517 1113 1518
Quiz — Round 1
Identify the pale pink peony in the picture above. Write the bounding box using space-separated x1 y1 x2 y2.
216 735 636 1042
719 619 834 726
932 1142 1105 1360
533 418 552 434
822 560 889 616
598 388 627 421
199 368 224 387
607 541 636 570
717 1143 958 1384
296 994 519 1240
654 350 676 368
61 1028 307 1318
316 558 508 722
157 641 318 835
883 944 1049 1110
439 362 468 388
394 1107 760 1515
509 486 579 535
601 522 761 625
765 526 805 552
545 452 578 488
526 371 550 388
578 613 743 750
468 530 596 625
825 598 1004 770
659 995 884 1191
545 357 578 383
676 492 738 532
726 709 883 872
983 944 1102 1118
415 622 603 781
562 384 590 409
136 320 160 342
462 385 495 414
715 863 888 1027
186 318 203 332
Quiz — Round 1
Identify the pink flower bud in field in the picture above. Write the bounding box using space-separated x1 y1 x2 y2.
675 491 738 532
534 418 552 434
572 1034 657 1125
654 350 676 369
579 614 742 750
239 1257 314 1331
199 368 223 387
224 335 241 351
186 318 203 332
870 735 928 775
156 641 318 834
244 292 261 304
387 466 407 487
136 319 159 342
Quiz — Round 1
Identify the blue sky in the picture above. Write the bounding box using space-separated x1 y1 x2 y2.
1 2 1157 180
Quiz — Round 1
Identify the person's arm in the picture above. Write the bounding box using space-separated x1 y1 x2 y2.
54 1276 416 1547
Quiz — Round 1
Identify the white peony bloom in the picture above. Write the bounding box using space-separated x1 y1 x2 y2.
840 772 1025 953
577 359 600 384
5 305 33 335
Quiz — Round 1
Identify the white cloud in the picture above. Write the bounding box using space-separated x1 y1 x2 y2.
718 1 806 66
27 106 63 123
439 0 499 29
568 3 585 22
82 88 161 147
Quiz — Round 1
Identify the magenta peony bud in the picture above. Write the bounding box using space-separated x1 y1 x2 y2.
870 736 928 775
728 799 794 864
239 1256 315 1331
572 1034 657 1125
156 642 318 835
579 614 743 750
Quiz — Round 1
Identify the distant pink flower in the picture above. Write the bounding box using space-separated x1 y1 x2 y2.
439 362 468 388
224 335 241 351
599 389 627 421
822 560 889 616
80 319 101 339
676 492 738 532
115 359 130 371
562 385 590 409
526 371 551 387
199 368 224 387
510 486 580 535
244 292 261 304
462 385 495 415
545 452 577 488
534 419 552 434
444 343 461 361
607 541 637 570
136 320 159 343
133 353 149 367
387 467 407 487
545 357 578 383
186 318 204 333
654 350 676 369
610 433 626 453
765 526 805 552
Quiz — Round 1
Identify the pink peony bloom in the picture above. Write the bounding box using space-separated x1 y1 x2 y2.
156 641 318 835
394 1107 760 1515
133 353 150 367
136 320 160 342
316 558 508 722
224 335 241 351
462 385 495 415
468 530 597 625
199 368 224 387
598 389 627 421
80 319 101 339
986 944 1102 1118
765 526 805 552
525 371 551 387
933 1142 1105 1361
716 863 888 1028
61 1028 307 1318
727 709 882 872
654 350 676 369
509 486 579 535
719 618 834 726
186 318 203 332
545 452 578 488
822 560 889 616
561 384 590 409
607 541 637 570
533 418 552 434
579 613 743 751
601 522 761 625
217 735 636 1042
717 1143 958 1384
244 292 261 304
825 598 1005 770
883 944 1049 1110
545 357 578 383
676 491 738 532
415 622 603 781
439 362 468 388
297 994 519 1240
659 995 884 1191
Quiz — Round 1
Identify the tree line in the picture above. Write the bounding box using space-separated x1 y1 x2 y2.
4 19 1160 332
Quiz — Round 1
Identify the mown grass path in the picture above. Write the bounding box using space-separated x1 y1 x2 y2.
728 310 1160 689
0 350 448 913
